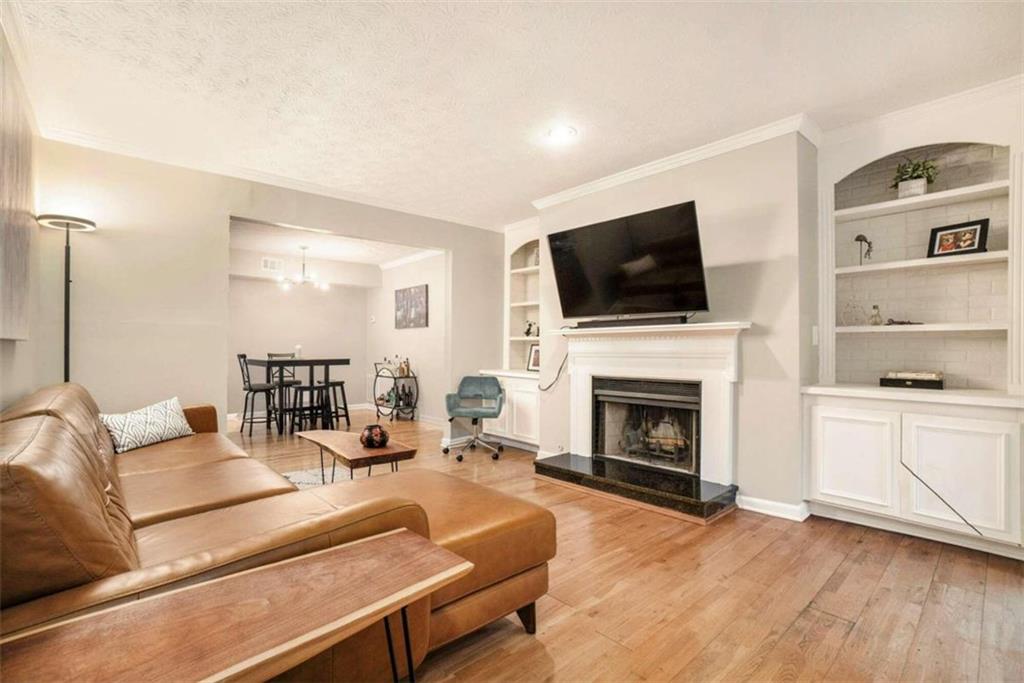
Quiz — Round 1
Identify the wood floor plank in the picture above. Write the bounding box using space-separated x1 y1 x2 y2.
978 555 1024 683
811 526 901 623
825 536 942 682
231 410 1019 683
899 545 987 682
745 607 854 682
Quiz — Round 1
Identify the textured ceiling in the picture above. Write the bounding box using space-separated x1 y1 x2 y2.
7 2 1022 228
230 220 437 265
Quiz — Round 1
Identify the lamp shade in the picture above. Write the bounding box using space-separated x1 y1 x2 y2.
37 215 96 232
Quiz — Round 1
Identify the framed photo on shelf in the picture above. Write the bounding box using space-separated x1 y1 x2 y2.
526 343 541 372
926 219 988 258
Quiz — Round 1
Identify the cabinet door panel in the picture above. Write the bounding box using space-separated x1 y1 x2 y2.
900 414 1021 543
811 406 899 514
510 388 539 444
482 379 509 436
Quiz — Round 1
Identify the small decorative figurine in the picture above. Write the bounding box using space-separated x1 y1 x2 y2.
524 320 537 337
869 305 884 326
359 424 390 448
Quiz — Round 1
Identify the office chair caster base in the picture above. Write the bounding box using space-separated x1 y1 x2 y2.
492 453 499 460
442 447 450 454
498 445 504 452
456 454 464 462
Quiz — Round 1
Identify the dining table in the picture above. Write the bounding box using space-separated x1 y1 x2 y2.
245 356 351 434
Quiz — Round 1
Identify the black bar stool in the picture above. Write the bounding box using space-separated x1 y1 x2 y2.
290 383 328 432
237 354 277 436
321 381 351 429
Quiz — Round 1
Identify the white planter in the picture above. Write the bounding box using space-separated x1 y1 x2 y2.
897 178 927 198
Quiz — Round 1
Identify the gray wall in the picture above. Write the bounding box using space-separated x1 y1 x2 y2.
32 139 503 425
537 133 818 506
366 253 449 422
0 27 38 408
227 277 368 415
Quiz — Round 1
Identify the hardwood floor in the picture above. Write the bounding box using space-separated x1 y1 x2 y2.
230 411 1023 682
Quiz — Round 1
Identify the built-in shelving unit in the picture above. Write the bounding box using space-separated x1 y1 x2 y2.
506 238 541 369
836 322 1008 335
835 250 1009 276
824 142 1016 392
833 180 1009 223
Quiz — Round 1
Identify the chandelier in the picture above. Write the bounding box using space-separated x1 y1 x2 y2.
277 246 330 291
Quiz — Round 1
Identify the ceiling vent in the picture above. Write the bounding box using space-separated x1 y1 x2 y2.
260 256 284 274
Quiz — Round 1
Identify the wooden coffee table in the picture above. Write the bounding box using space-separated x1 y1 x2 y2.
298 430 417 483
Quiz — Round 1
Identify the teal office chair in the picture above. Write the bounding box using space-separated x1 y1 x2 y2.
443 376 505 462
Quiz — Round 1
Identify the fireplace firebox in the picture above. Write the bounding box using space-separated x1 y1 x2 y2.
593 377 701 475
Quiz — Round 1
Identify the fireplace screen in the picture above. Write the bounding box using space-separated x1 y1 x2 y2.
593 378 700 475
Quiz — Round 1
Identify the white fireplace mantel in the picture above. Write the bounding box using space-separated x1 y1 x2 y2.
561 321 751 486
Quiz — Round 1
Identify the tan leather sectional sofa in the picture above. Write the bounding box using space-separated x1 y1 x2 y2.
0 383 556 680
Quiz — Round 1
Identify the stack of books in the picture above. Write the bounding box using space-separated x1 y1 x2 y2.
880 371 944 390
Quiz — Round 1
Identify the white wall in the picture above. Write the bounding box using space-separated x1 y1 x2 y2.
537 133 819 506
227 276 368 414
366 253 448 422
229 247 382 289
32 140 503 426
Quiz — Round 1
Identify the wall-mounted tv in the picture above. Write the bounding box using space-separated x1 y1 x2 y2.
547 200 709 319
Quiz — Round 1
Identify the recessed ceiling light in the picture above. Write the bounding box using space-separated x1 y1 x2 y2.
546 125 579 145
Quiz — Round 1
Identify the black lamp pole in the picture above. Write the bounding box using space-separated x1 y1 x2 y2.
37 215 97 383
62 225 71 382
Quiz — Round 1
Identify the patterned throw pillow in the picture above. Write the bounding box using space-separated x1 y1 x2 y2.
100 397 195 454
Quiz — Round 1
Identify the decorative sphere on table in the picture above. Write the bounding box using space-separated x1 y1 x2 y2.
359 424 390 448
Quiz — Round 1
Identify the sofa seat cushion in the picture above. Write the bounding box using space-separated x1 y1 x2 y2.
115 433 247 476
134 489 339 566
312 469 556 608
121 458 296 528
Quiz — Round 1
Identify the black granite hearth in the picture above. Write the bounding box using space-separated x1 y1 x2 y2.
534 453 737 520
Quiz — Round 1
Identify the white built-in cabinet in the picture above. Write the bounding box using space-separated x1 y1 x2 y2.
807 392 1022 549
479 371 540 447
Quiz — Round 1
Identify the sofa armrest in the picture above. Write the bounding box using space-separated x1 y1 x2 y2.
182 404 218 433
0 495 429 636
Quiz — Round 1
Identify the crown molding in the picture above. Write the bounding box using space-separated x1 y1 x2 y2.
379 248 444 270
531 113 821 211
823 74 1024 147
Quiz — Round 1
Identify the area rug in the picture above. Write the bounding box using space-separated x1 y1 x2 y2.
282 468 334 489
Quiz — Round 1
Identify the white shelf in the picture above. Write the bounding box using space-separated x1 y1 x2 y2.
802 384 1024 410
510 300 539 308
509 336 539 342
510 265 540 275
835 250 1009 276
834 180 1010 223
836 322 1008 334
480 368 540 381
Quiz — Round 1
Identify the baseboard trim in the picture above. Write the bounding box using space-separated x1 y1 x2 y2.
482 433 538 453
736 495 811 522
808 501 1024 561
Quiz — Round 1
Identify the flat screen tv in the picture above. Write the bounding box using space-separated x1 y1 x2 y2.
548 200 709 319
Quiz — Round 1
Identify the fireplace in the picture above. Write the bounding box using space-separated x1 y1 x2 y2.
593 377 701 475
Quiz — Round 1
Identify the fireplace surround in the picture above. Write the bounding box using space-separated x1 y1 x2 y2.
535 321 750 521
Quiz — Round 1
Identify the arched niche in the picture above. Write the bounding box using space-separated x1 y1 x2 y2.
834 142 1010 211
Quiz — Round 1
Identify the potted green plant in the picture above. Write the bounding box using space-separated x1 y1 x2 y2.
890 157 938 199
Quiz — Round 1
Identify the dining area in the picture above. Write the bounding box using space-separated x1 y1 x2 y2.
235 353 352 435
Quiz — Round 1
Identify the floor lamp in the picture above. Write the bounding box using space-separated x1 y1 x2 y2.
37 214 97 383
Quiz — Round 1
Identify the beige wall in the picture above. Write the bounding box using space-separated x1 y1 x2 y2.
366 253 449 422
227 276 368 415
32 140 503 425
0 27 38 408
229 248 382 289
537 133 818 505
